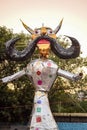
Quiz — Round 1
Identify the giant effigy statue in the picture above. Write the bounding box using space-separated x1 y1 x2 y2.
1 19 82 130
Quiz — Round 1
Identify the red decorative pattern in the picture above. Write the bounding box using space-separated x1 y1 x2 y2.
36 116 42 122
37 80 42 85
37 71 41 75
35 128 39 130
47 62 51 67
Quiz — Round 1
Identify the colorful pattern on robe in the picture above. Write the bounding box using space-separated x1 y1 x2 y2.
26 59 59 130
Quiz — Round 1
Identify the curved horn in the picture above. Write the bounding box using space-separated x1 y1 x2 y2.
54 18 63 34
50 36 80 59
20 19 34 34
5 37 38 61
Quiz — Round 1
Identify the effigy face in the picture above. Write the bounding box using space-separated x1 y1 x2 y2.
26 59 58 91
5 19 80 61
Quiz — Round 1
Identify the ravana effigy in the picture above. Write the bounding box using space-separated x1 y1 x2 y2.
1 19 82 130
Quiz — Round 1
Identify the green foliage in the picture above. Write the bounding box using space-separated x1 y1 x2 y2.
0 26 13 61
49 55 87 113
0 26 87 123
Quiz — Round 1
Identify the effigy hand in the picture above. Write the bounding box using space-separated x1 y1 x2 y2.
1 76 12 83
58 68 83 81
1 70 26 83
73 73 83 81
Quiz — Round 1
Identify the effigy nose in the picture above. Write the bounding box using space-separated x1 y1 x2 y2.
41 27 47 35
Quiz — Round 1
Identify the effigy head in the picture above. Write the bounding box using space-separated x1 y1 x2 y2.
5 19 80 61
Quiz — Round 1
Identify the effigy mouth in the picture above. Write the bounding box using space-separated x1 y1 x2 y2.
37 39 50 44
35 35 54 45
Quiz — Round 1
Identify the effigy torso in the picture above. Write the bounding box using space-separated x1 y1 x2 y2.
26 59 59 130
26 59 58 92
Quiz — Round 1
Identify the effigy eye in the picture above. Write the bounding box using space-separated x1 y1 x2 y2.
35 29 41 34
50 30 52 33
47 29 53 34
35 30 38 34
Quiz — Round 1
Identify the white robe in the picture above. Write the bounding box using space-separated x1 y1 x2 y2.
26 59 59 130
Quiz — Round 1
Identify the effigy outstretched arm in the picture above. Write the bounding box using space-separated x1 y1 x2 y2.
1 69 26 83
57 68 82 81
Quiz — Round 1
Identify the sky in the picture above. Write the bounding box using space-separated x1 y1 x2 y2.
0 0 87 57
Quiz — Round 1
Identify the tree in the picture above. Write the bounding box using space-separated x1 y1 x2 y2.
0 26 13 61
49 49 87 113
0 27 33 123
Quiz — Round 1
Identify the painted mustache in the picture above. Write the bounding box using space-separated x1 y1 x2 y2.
5 35 80 61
